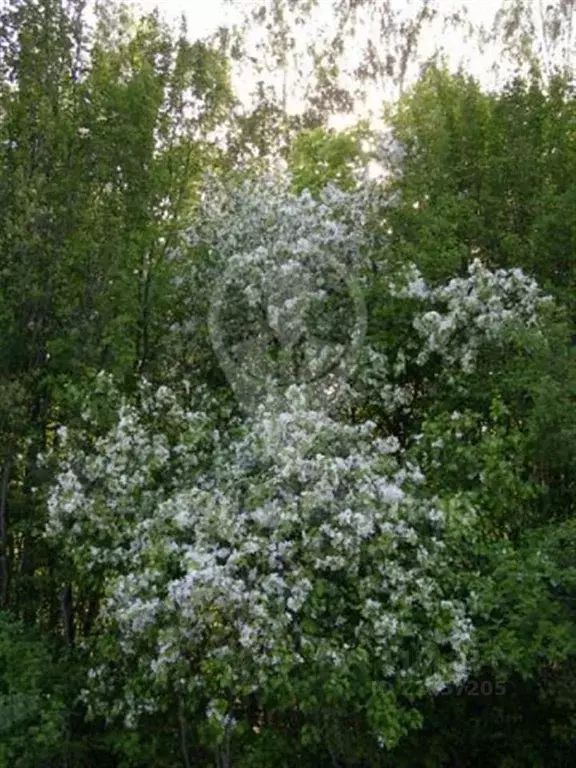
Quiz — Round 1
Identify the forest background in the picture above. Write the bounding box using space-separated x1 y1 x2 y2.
1 0 576 766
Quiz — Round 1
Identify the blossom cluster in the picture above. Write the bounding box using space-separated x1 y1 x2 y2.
45 379 475 737
170 171 388 411
44 373 218 574
392 258 553 372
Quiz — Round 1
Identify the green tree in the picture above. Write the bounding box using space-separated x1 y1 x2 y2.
362 62 576 766
384 66 576 312
287 120 375 196
0 0 232 761
0 612 68 767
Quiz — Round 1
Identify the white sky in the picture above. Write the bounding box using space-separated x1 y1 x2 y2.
137 0 236 35
136 1 506 111
135 0 500 38
110 0 510 129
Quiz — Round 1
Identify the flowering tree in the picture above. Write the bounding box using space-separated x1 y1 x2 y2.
168 169 386 412
42 168 566 765
45 375 477 750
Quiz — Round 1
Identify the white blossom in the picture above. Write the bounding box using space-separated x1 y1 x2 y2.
40 167 555 738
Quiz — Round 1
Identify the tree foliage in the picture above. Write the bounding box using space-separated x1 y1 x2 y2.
1 1 576 765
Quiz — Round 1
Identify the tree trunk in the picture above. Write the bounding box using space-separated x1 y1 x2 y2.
62 583 75 647
0 454 12 607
